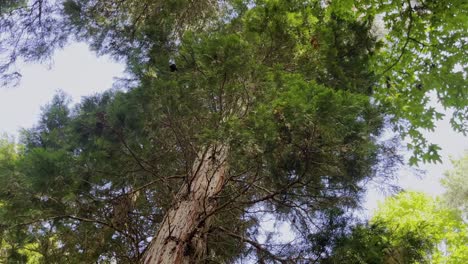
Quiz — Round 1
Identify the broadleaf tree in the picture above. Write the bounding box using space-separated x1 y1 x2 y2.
0 0 467 263
441 151 468 219
327 192 468 263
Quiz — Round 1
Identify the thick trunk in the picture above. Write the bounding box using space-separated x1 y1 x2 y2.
142 145 228 264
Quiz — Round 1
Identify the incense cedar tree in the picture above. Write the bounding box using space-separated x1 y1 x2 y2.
0 0 466 263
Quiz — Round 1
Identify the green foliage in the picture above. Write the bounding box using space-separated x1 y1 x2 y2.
245 75 382 201
441 151 468 218
328 192 468 263
0 0 467 262
2 0 467 162
0 0 26 14
0 138 43 263
374 192 468 263
363 0 468 164
0 0 69 86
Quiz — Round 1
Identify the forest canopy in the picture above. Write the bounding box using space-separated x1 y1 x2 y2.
0 0 467 263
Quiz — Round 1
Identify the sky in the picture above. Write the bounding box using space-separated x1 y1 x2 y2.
364 114 468 215
0 42 467 217
0 42 125 137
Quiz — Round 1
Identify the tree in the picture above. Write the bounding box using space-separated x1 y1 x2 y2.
0 0 467 263
0 0 69 86
441 152 468 218
327 192 468 263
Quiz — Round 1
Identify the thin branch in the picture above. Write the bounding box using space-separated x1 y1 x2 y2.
382 0 414 75
216 226 290 264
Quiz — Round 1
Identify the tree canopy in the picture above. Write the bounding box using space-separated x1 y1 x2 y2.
328 191 468 263
441 152 468 218
2 0 466 162
0 0 467 263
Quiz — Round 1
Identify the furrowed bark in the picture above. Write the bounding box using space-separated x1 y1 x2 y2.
142 144 228 264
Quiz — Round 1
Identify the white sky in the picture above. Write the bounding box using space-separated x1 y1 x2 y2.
0 43 466 217
0 43 125 137
364 115 468 215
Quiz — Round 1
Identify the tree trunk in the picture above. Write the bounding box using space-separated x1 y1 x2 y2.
141 144 228 264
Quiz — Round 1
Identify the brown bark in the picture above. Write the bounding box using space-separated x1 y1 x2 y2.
141 144 228 264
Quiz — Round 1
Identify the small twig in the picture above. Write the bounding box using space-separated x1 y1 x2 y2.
217 226 289 263
382 0 414 75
